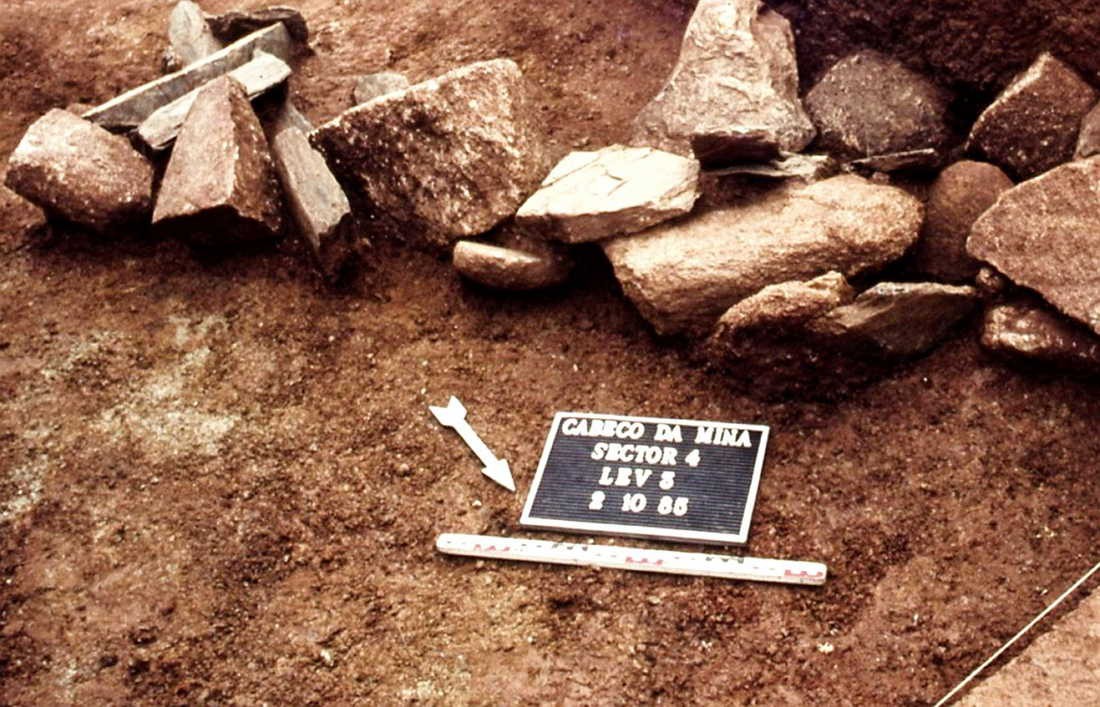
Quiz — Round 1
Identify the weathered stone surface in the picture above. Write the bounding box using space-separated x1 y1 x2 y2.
0 181 48 244
311 59 547 244
353 72 410 105
4 109 153 233
981 301 1100 375
602 174 923 334
453 240 571 290
139 51 292 151
206 6 308 46
912 160 1013 282
271 125 354 279
967 53 1098 179
153 77 283 244
708 152 837 181
1074 102 1100 158
975 266 1011 298
165 0 223 72
968 156 1100 335
811 282 979 357
514 145 700 243
83 23 292 129
847 148 941 174
805 50 952 160
712 272 854 335
633 0 814 163
958 589 1100 706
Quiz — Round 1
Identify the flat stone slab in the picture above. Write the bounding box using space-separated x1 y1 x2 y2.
83 23 292 130
153 76 283 244
967 52 1098 179
968 156 1100 335
311 58 547 243
353 72 410 105
707 152 838 181
4 109 153 233
514 145 700 243
453 240 571 290
138 51 291 151
633 0 814 163
981 300 1100 375
805 50 952 159
206 6 309 46
602 174 922 335
912 160 1014 283
165 0 223 72
959 590 1100 706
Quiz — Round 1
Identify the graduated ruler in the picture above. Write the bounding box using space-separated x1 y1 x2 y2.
436 533 827 586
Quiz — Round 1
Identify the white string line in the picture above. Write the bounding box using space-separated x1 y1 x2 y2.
934 559 1100 707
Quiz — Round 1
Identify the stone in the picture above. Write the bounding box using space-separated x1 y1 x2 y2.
912 160 1014 282
810 282 979 357
967 53 1098 179
804 50 952 160
453 239 571 290
958 589 1100 706
270 124 354 279
311 59 547 244
152 77 283 245
206 7 309 46
602 174 923 334
1074 102 1100 158
975 266 1011 298
83 23 292 130
968 156 1100 335
353 72 410 105
712 272 854 335
138 51 292 151
632 0 814 163
981 300 1100 375
513 145 700 243
165 0 223 72
4 109 153 233
847 148 942 174
707 152 837 181
0 182 48 245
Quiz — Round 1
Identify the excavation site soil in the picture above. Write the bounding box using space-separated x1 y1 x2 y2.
2 1 1099 704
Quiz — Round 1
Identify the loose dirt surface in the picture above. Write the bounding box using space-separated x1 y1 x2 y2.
1 1 1099 705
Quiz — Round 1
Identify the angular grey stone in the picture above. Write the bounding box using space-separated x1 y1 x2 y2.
981 300 1100 375
847 148 941 173
805 50 952 160
453 240 571 290
602 174 923 334
632 0 814 163
968 156 1100 335
967 53 1098 179
4 109 153 233
271 125 354 279
165 0 224 72
514 145 700 243
153 77 283 244
707 152 838 181
1074 101 1100 158
353 72 410 105
139 51 292 151
810 282 979 357
311 59 547 244
206 6 309 46
912 160 1014 282
83 23 292 130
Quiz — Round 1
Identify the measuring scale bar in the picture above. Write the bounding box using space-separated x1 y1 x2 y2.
436 533 827 586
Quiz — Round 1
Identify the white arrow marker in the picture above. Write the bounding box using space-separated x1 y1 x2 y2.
429 396 515 492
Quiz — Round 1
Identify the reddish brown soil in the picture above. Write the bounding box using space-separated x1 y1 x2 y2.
1 1 1099 705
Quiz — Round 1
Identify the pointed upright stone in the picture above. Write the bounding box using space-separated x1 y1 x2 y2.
632 0 814 164
153 76 283 245
4 109 153 233
165 0 224 72
967 53 1098 179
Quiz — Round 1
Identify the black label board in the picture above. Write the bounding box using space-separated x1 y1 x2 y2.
520 412 769 545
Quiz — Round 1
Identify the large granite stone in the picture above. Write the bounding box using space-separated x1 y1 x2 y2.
968 156 1100 335
311 59 547 244
912 160 1014 282
981 300 1100 375
514 145 700 243
83 23 292 130
805 50 952 160
632 0 814 164
153 77 283 244
164 0 223 72
602 174 923 334
4 109 153 233
967 53 1098 179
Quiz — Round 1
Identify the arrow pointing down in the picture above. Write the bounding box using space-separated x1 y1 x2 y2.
429 396 515 492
